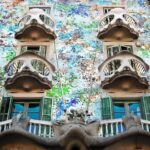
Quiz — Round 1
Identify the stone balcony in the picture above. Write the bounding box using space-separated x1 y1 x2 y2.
0 114 150 138
97 8 140 41
1 116 150 150
15 8 56 40
5 52 55 92
98 51 149 90
1 109 150 150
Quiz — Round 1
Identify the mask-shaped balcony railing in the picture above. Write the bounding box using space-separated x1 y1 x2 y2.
98 51 149 88
18 8 55 32
98 8 140 39
5 52 55 82
99 13 136 29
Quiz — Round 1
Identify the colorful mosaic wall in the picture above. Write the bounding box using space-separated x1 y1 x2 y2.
0 0 150 120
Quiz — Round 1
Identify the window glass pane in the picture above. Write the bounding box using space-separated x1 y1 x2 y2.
121 46 128 51
11 103 24 117
107 47 111 57
129 103 141 117
121 45 133 53
11 102 40 120
128 46 133 53
112 46 119 55
113 103 125 119
28 103 40 120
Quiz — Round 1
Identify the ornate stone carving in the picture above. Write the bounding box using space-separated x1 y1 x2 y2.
123 113 142 130
52 108 99 137
12 112 29 130
15 8 56 40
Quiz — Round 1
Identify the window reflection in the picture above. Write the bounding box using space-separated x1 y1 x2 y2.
12 103 24 117
129 103 141 117
11 102 40 119
113 102 141 119
113 103 125 119
28 104 40 120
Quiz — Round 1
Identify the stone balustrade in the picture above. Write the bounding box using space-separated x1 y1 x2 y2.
1 115 150 138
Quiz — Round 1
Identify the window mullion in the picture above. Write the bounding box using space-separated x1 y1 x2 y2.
125 103 129 115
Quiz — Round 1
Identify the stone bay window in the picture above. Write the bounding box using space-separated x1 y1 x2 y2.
0 5 56 136
97 8 149 92
97 7 150 138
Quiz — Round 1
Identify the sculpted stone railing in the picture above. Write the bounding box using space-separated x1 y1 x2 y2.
0 119 12 132
18 8 55 30
99 8 139 32
1 116 150 138
28 119 53 138
99 118 124 137
5 52 55 82
98 51 149 82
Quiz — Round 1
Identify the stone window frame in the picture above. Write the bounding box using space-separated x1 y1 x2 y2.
103 42 136 59
29 5 53 15
17 42 53 61
20 45 47 58
103 5 126 15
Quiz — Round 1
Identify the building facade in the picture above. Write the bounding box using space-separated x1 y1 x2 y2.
0 1 150 150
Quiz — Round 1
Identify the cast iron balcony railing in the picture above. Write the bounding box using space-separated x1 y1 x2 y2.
99 8 138 31
98 8 140 39
98 51 149 88
5 52 55 82
18 8 55 30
